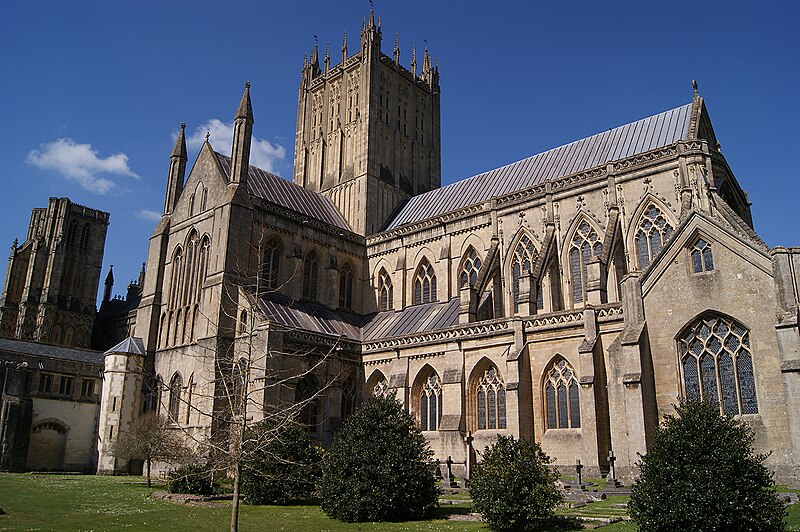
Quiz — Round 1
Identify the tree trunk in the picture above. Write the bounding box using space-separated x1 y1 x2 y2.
147 459 151 488
230 461 241 532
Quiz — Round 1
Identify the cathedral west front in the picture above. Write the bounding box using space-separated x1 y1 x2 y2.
3 11 798 484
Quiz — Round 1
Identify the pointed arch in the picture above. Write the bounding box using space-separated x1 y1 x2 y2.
412 257 437 304
412 364 442 431
505 229 540 313
377 267 394 311
295 374 320 433
676 311 757 415
458 246 483 289
168 245 184 309
339 261 354 309
562 214 603 306
366 369 390 398
627 195 677 270
194 182 205 212
261 236 282 291
542 355 581 430
467 357 507 432
168 372 182 422
341 375 358 421
302 250 320 300
185 373 195 424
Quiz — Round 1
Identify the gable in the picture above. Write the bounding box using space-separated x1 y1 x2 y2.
172 143 229 221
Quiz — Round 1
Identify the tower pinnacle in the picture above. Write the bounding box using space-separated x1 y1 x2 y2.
163 122 187 215
393 33 400 64
230 82 254 185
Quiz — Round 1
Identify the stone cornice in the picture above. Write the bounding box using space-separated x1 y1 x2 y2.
363 318 512 353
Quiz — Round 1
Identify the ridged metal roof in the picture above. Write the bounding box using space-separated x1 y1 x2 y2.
216 154 351 231
385 103 694 230
363 298 460 341
0 337 103 365
258 293 364 341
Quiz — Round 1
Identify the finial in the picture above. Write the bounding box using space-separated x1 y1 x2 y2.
324 43 330 71
245 80 250 89
692 79 699 95
180 122 186 130
205 131 210 142
314 34 318 49
12 238 18 249
411 45 417 76
393 33 400 64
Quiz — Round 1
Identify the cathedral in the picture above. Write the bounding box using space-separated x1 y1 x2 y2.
74 12 800 482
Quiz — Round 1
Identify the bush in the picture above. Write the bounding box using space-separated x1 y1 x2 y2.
319 395 438 522
629 400 786 531
167 463 216 496
469 435 561 531
239 421 323 505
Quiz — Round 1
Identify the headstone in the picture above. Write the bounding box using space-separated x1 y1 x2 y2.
440 455 459 489
574 459 586 490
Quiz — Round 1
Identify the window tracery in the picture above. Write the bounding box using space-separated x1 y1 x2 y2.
475 366 506 430
459 247 482 288
419 372 442 431
635 204 673 268
168 373 182 422
303 251 319 300
413 258 436 304
373 377 390 397
569 222 603 304
691 239 714 273
678 314 758 415
341 376 357 421
339 263 354 309
544 357 581 430
511 235 537 312
261 238 281 291
296 374 319 433
378 268 393 311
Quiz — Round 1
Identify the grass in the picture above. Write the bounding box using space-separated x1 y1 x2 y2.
2 473 799 531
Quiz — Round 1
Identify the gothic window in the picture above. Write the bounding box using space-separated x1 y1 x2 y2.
201 188 208 211
511 235 537 312
569 222 603 304
339 263 354 309
66 221 78 249
79 223 90 252
459 247 482 288
341 376 357 421
261 238 281 291
419 372 443 431
168 373 182 422
635 204 674 268
691 239 714 273
413 258 437 304
373 377 390 397
303 251 319 300
543 357 581 430
475 366 506 431
678 314 758 415
169 246 183 310
239 309 248 334
378 268 393 311
185 374 194 424
296 374 319 433
189 193 195 216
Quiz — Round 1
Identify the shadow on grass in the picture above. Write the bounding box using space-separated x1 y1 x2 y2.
430 505 474 519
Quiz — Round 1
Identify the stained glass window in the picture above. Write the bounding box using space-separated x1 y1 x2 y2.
168 373 182 422
420 373 442 431
569 222 603 304
635 204 674 268
341 376 357 421
378 268 393 311
460 247 482 288
678 314 758 415
413 258 437 304
302 251 319 300
544 357 581 429
475 366 506 430
511 235 537 312
262 239 281 290
691 239 714 273
339 263 354 309
296 375 319 432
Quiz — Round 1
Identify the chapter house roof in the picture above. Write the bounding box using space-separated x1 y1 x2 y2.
215 154 351 231
385 102 694 230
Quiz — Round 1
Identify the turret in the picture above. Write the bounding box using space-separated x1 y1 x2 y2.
163 123 187 215
230 82 253 186
103 265 114 303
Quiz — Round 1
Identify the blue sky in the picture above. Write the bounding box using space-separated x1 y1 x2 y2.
1 1 798 300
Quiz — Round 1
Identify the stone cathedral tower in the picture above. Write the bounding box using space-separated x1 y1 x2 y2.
293 11 441 235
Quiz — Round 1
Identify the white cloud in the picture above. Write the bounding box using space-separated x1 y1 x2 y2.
186 119 286 174
26 138 139 195
134 209 162 222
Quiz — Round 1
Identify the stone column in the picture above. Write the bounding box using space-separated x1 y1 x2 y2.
577 306 601 473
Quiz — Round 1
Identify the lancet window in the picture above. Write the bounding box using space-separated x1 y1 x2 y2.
373 376 390 398
261 238 281 291
295 374 319 433
475 366 506 430
678 314 758 415
691 239 714 273
460 247 482 288
162 231 210 348
413 258 437 305
419 372 443 431
544 357 581 430
341 376 357 421
168 373 182 422
635 204 674 268
511 235 537 312
339 263 354 309
569 222 603 304
303 251 319 300
378 268 393 311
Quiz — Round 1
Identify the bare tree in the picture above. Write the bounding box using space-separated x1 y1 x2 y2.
147 233 354 532
110 412 193 487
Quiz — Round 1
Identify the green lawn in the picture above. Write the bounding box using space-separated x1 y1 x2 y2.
1 473 798 531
